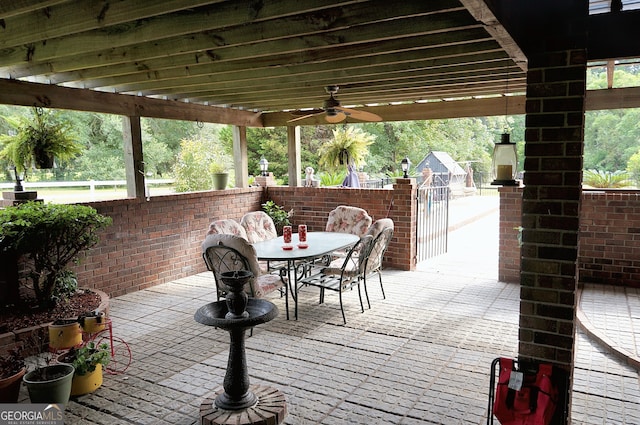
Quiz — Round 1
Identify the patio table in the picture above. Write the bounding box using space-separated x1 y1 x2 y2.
252 231 359 320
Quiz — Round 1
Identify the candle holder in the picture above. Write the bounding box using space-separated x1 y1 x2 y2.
297 224 308 249
282 226 293 250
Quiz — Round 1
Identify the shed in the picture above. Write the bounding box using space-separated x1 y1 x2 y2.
416 151 467 187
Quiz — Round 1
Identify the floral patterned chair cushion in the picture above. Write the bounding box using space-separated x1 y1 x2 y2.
201 234 285 299
325 205 372 237
240 211 278 244
206 218 248 240
365 218 394 239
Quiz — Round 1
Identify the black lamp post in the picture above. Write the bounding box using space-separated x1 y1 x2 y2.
401 157 410 178
12 166 24 192
491 133 518 186
259 157 269 177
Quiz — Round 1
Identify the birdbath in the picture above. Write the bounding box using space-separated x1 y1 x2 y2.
194 270 286 424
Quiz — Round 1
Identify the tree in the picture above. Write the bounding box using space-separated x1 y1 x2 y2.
173 134 231 192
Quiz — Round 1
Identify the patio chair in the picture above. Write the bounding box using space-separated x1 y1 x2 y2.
206 218 248 240
298 235 373 324
325 205 372 237
201 234 287 315
240 211 278 244
363 225 394 303
365 218 394 239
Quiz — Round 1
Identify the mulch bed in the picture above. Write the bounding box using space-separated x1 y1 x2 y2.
0 290 101 335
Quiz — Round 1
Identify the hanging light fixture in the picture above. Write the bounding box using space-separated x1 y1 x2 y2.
401 157 410 178
491 66 518 186
259 157 269 176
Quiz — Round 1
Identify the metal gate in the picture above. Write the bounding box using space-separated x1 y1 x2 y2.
416 182 450 262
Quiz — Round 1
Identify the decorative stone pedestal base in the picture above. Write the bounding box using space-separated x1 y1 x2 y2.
200 384 286 425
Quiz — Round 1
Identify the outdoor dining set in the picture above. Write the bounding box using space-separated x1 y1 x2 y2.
201 205 394 323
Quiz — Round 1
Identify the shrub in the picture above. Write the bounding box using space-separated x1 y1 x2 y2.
0 202 112 308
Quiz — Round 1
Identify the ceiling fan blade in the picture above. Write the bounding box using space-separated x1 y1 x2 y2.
336 107 382 122
325 112 346 123
288 112 322 123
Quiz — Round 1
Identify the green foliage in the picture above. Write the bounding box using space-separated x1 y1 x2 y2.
0 202 112 308
262 200 293 229
583 169 631 188
59 341 110 375
172 135 232 192
318 170 346 186
0 107 82 176
318 127 374 171
627 150 640 186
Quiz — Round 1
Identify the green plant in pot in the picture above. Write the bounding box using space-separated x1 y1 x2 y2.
0 106 82 177
210 161 229 190
0 202 112 308
57 341 110 396
0 347 26 403
318 126 374 172
23 354 75 404
262 200 293 234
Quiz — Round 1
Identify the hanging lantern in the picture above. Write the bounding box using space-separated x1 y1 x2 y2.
491 133 518 186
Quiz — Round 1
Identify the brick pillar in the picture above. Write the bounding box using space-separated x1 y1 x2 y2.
255 173 276 187
521 46 586 425
393 178 417 271
498 186 523 283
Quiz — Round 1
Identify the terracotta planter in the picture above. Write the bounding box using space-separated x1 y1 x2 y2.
0 367 26 403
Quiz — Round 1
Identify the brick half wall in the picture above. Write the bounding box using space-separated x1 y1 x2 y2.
499 188 640 288
71 188 263 298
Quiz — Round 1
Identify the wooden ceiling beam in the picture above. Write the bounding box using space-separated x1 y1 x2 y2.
44 28 495 90
1 1 460 74
0 0 369 65
133 59 518 105
0 0 68 19
0 78 262 126
112 44 510 95
0 1 224 47
168 70 526 108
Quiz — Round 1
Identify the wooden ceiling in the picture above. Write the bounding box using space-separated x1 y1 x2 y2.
0 0 527 126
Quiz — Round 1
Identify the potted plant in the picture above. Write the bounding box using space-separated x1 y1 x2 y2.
57 341 110 396
318 126 374 172
0 202 112 309
0 106 82 177
23 356 75 404
210 162 229 190
262 200 293 234
0 347 26 403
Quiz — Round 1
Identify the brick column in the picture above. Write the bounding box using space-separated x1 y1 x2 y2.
521 47 586 425
498 186 523 283
393 178 417 271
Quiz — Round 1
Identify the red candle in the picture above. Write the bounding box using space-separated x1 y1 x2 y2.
283 226 292 244
298 224 307 242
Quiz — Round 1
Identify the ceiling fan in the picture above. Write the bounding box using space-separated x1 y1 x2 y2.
288 86 382 124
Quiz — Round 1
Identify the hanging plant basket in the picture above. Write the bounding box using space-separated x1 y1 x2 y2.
34 147 54 169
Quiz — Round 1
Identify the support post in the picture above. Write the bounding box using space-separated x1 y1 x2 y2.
122 116 145 199
232 126 248 188
287 126 301 187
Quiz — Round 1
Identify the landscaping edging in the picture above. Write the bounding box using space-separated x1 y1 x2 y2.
0 288 110 355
